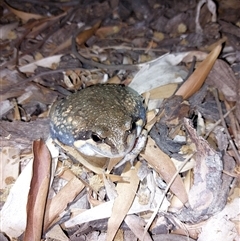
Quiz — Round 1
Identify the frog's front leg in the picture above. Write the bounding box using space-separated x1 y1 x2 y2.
115 129 148 168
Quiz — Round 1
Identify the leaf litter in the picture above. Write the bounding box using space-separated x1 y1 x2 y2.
0 0 240 241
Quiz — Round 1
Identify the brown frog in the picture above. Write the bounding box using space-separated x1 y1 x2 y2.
49 84 146 159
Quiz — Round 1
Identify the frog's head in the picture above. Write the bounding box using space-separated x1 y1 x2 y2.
73 117 144 158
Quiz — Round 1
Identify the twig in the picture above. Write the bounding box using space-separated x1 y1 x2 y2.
204 106 236 139
71 27 141 71
99 45 168 52
224 100 239 143
212 89 240 164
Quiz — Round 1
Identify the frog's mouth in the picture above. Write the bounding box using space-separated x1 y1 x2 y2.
73 132 137 158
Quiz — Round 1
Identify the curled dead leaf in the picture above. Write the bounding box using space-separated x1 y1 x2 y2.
24 139 51 241
175 43 223 99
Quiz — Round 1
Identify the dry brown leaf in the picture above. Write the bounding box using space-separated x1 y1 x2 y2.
175 43 223 99
107 157 122 172
106 162 141 241
45 224 69 241
182 51 208 63
153 31 165 41
43 169 85 232
115 229 124 240
89 194 106 207
50 37 72 55
13 99 21 120
144 110 158 132
76 21 101 46
200 36 227 52
125 215 152 241
206 59 237 102
149 83 178 99
27 11 67 38
171 169 192 209
23 139 51 241
95 25 122 38
107 75 122 84
172 222 201 240
98 173 128 183
141 137 188 204
5 2 44 22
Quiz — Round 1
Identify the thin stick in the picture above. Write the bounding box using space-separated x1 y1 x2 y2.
204 106 236 139
143 154 193 240
212 89 240 164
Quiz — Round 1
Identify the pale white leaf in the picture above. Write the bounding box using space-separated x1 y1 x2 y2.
0 22 18 40
0 160 33 237
19 55 63 73
198 198 240 241
129 53 189 94
0 147 20 189
65 186 169 228
0 100 13 118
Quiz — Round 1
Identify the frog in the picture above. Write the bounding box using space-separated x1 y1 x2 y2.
49 84 147 162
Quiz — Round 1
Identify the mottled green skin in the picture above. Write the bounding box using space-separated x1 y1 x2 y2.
49 84 146 157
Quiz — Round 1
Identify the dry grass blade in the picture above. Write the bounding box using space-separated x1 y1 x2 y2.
175 43 223 99
23 139 51 241
106 162 141 241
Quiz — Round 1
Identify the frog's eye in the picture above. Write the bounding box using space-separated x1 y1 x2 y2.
128 122 136 134
131 122 136 131
91 133 103 143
